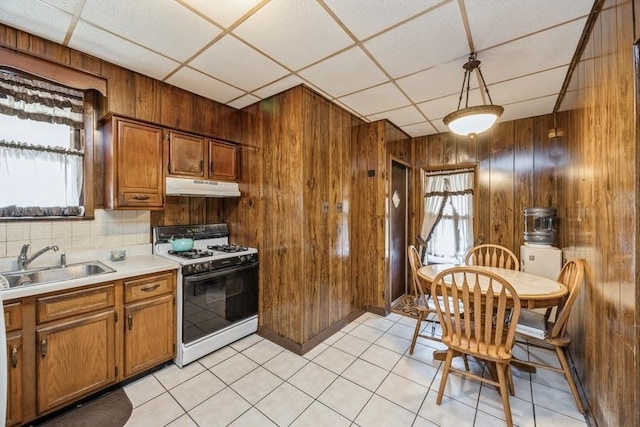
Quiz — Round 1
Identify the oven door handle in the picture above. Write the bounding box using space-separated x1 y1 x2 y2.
183 262 258 282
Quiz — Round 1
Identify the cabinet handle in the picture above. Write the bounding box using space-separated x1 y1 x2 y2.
41 338 47 358
128 314 133 331
210 162 214 173
132 194 150 200
140 284 160 292
200 160 204 173
11 346 18 368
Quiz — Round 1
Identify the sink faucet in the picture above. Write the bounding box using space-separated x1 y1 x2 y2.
17 244 59 271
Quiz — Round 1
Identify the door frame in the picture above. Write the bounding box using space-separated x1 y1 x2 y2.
388 156 412 309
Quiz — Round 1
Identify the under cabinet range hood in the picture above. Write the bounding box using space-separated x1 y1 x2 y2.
165 177 241 197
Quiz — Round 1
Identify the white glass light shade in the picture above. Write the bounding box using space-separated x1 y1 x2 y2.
443 105 504 136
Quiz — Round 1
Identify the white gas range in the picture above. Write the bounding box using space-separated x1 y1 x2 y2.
153 223 258 367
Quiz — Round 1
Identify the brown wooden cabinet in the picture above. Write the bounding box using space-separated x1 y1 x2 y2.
6 334 22 427
166 131 239 182
36 310 116 413
2 269 176 425
123 272 175 378
209 139 239 181
34 283 117 413
167 131 206 178
5 301 23 427
103 115 164 209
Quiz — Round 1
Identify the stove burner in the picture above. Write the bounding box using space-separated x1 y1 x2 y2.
168 249 214 259
207 244 249 253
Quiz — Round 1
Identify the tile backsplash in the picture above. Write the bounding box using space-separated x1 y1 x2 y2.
0 209 150 258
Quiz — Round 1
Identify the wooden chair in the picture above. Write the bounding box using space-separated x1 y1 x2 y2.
515 258 586 414
431 266 521 427
407 245 439 353
465 244 520 270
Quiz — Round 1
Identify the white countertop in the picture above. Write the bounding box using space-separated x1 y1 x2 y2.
0 244 179 300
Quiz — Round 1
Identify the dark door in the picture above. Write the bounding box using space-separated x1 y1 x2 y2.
390 161 408 302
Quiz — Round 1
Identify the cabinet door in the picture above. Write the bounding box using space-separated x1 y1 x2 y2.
36 310 116 413
6 334 22 427
168 131 206 178
115 119 164 208
209 140 239 181
124 294 175 378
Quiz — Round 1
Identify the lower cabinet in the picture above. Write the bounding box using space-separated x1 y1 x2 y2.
36 310 116 413
3 269 176 426
6 334 22 427
124 294 174 377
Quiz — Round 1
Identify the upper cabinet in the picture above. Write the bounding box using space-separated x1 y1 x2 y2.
103 116 165 209
167 131 206 178
209 139 239 182
167 131 239 182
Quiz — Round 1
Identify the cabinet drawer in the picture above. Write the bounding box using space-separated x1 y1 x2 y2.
4 301 22 332
120 192 163 207
37 284 116 324
124 272 174 303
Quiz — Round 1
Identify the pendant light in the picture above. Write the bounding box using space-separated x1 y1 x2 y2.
443 52 503 137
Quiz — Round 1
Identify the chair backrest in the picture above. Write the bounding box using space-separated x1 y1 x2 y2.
408 245 430 305
430 266 521 359
464 244 520 270
550 258 585 339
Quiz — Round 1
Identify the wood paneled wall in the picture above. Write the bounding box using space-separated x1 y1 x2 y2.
350 121 412 313
556 1 637 425
0 23 239 227
414 115 557 255
235 86 363 352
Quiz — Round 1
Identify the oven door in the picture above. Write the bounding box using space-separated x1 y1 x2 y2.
182 261 258 345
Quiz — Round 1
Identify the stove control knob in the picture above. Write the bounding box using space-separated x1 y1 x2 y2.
240 255 246 262
203 262 211 271
195 263 203 272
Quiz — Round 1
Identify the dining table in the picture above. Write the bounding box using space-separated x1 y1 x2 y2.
416 263 568 371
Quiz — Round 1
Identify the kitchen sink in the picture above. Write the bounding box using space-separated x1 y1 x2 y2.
0 261 116 289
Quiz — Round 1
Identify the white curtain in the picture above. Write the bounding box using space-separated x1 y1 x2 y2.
0 142 83 207
420 169 474 264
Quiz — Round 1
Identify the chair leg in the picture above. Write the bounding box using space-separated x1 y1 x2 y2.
436 349 454 405
496 363 514 427
507 365 515 396
409 310 426 355
462 355 470 371
555 346 585 414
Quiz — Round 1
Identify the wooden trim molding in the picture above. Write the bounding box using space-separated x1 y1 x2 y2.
0 47 107 95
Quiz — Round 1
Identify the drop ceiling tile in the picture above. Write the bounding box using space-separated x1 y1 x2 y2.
338 83 410 117
498 95 557 123
466 0 593 51
0 0 74 44
166 66 244 104
488 66 568 106
228 93 261 109
478 19 587 85
363 1 468 78
180 0 263 28
396 58 470 103
252 75 303 99
298 47 388 98
189 35 288 92
401 122 438 137
40 0 84 13
417 90 485 122
80 0 220 62
232 0 353 70
366 106 424 127
323 0 441 40
69 21 179 80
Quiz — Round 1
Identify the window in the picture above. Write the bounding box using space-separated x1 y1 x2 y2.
0 68 85 217
419 167 475 264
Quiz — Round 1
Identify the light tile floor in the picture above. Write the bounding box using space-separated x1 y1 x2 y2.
123 312 589 427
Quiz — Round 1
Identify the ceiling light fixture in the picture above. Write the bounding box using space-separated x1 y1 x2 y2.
443 52 503 137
